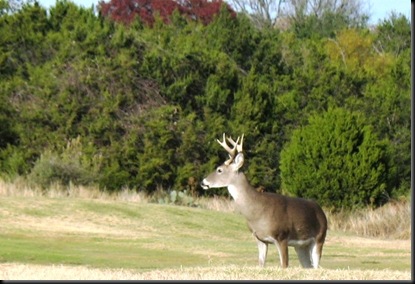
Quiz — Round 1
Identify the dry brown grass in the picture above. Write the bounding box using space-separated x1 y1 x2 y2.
0 178 149 201
0 263 410 280
327 200 411 239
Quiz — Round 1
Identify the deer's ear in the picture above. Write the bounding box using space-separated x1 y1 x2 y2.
232 153 244 170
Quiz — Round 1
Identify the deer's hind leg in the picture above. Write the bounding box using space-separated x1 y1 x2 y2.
310 240 324 268
294 245 312 268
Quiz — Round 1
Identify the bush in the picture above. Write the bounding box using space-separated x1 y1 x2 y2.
155 189 197 207
28 137 98 189
279 107 394 211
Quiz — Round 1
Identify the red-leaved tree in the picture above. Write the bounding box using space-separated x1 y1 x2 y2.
99 0 235 26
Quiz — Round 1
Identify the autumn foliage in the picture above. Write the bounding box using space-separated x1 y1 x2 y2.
99 0 235 25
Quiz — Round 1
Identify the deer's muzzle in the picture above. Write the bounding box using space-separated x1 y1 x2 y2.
200 179 210 190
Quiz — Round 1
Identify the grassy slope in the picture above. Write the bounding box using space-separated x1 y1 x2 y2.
0 196 411 279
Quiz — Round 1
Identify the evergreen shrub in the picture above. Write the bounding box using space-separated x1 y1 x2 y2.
280 107 393 210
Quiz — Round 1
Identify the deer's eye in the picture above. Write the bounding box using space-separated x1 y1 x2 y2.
216 167 223 174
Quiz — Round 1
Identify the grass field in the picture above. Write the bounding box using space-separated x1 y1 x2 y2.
0 188 411 280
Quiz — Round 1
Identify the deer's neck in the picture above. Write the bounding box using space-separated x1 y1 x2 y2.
227 173 274 224
227 172 258 205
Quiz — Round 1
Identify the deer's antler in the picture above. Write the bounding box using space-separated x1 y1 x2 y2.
226 133 244 153
217 133 244 165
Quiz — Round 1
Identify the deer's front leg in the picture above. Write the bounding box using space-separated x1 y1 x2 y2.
275 239 289 268
256 238 268 267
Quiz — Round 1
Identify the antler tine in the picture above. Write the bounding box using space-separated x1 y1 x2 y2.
217 133 237 165
226 133 244 153
238 133 244 153
216 133 233 154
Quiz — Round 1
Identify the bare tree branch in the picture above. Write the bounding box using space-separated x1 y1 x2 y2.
227 0 368 29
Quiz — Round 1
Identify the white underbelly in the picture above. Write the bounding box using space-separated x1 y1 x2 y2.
260 235 315 247
288 237 315 247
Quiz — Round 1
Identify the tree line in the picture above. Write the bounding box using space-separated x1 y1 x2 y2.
0 0 410 210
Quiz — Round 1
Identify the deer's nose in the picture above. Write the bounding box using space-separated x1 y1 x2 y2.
200 179 210 190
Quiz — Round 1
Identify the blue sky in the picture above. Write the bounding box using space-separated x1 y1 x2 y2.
37 0 411 25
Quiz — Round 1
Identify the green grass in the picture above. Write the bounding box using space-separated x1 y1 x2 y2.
0 195 411 274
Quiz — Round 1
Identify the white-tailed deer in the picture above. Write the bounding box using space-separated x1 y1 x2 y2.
201 133 327 269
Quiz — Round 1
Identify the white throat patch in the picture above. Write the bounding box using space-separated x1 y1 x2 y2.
227 184 239 201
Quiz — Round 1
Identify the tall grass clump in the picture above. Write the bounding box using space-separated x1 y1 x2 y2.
327 200 411 239
0 178 147 201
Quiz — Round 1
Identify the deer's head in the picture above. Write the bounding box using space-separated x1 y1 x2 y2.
201 133 244 190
